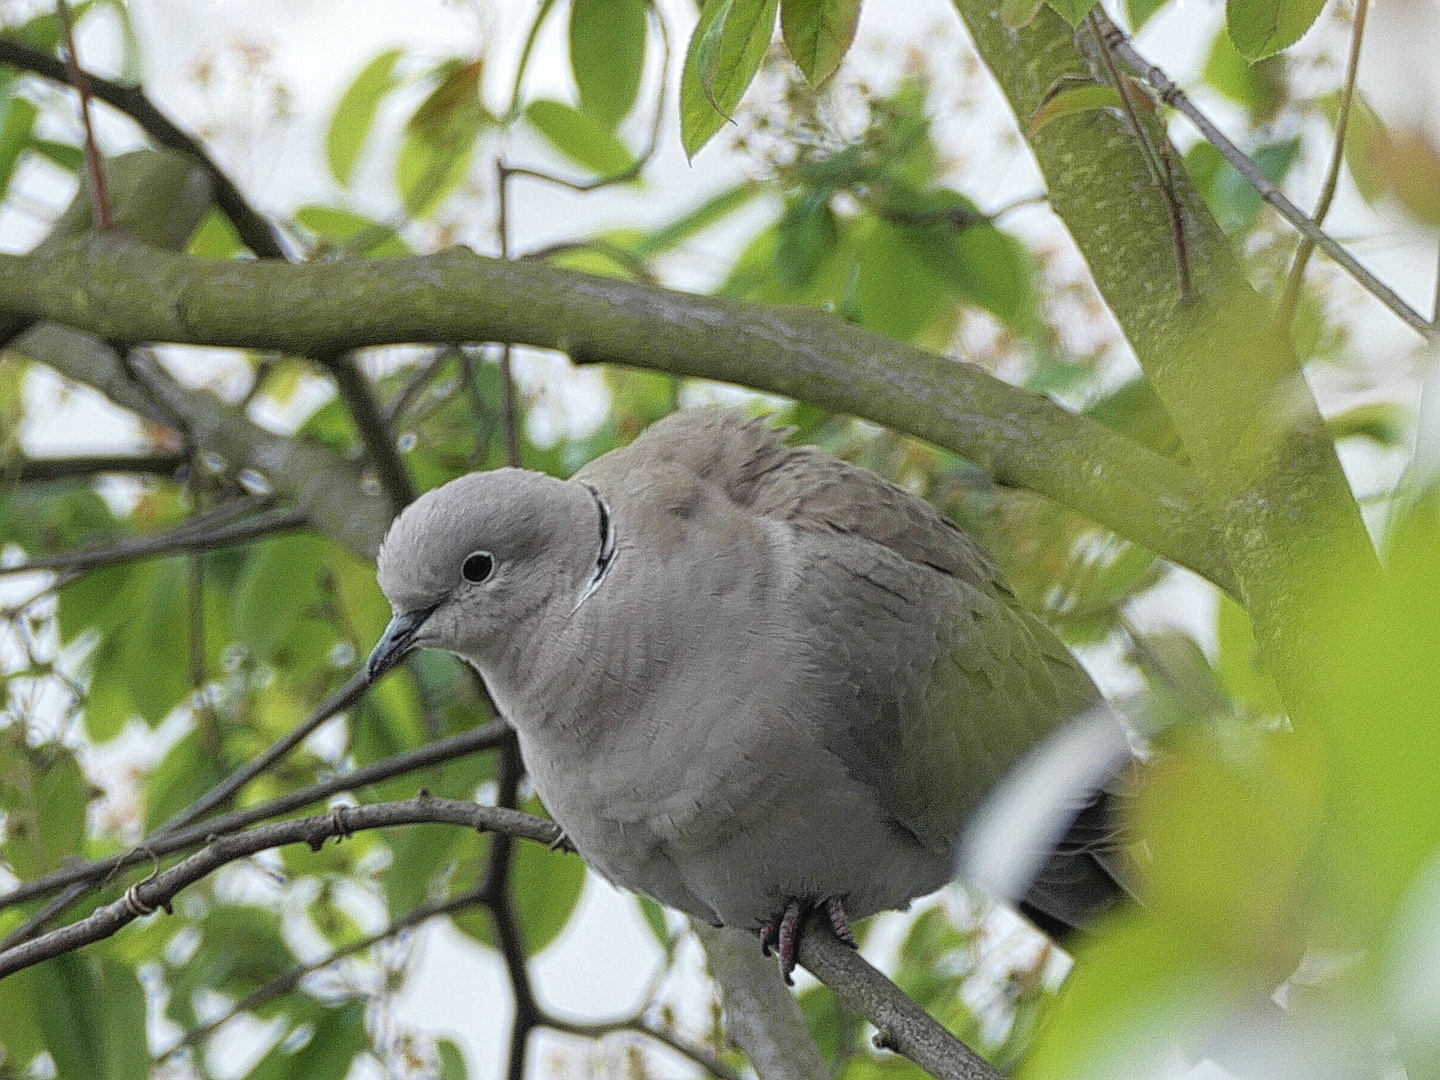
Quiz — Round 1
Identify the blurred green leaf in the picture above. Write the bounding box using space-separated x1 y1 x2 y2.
398 59 491 216
1125 0 1169 31
0 94 38 199
439 1039 470 1080
327 48 403 186
1045 0 1097 27
569 0 649 129
680 0 779 158
234 534 329 664
1326 401 1410 447
1215 594 1283 715
634 181 760 256
0 735 93 879
1000 0 1047 30
525 99 635 176
247 1001 366 1080
145 729 228 833
1226 0 1325 61
780 0 862 86
30 954 104 1080
1331 92 1388 204
189 207 246 257
295 204 410 257
1186 135 1300 234
1203 28 1286 122
776 190 838 287
1028 84 1119 137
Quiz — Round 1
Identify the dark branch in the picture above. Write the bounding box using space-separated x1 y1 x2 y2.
0 797 562 979
0 38 289 258
0 504 306 577
2 452 185 483
325 352 416 511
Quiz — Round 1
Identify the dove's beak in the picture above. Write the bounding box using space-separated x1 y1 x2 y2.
366 606 436 682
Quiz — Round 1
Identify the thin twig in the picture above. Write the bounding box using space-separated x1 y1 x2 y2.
383 346 461 426
55 1 110 229
1090 10 1432 339
547 1015 742 1080
495 166 523 470
0 38 288 257
325 351 416 511
157 670 370 837
0 720 511 914
0 797 562 980
1278 0 1370 329
0 505 306 577
162 885 492 1059
1088 11 1190 300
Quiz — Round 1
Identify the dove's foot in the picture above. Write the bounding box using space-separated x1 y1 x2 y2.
759 896 856 984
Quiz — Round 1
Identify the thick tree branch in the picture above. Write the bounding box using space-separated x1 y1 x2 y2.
1089 12 1431 341
950 1 1378 699
0 797 561 979
0 234 1234 591
0 38 289 258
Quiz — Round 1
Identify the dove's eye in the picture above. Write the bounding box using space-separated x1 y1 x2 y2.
461 551 495 583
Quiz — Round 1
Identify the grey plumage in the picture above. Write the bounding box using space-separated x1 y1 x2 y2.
371 407 1124 945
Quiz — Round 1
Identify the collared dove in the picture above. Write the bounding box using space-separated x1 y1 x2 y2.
368 407 1124 976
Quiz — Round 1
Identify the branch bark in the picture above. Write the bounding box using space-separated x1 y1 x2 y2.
949 1 1378 700
0 797 561 979
0 234 1234 591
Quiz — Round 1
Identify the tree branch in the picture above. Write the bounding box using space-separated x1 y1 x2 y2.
0 797 562 979
324 351 416 511
951 0 1378 701
694 923 831 1080
0 720 512 913
11 323 393 558
0 503 306 577
0 234 1234 592
1089 10 1431 341
0 39 289 258
1 452 185 483
795 920 1003 1080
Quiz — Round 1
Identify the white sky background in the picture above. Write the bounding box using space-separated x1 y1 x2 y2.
1 0 1438 1078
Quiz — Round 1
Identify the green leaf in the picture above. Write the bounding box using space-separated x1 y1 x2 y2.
97 961 148 1080
780 0 862 86
1125 0 1170 30
1226 0 1326 61
0 963 43 1070
633 181 761 256
636 895 674 954
0 94 38 199
680 0 780 158
1028 84 1121 137
1203 28 1285 122
569 0 649 129
1186 136 1300 234
29 138 83 171
524 99 636 176
31 954 104 1080
327 48 403 186
295 204 410 257
233 533 329 664
1326 401 1410 447
775 190 838 287
397 59 491 217
1045 0 1098 27
1331 92 1387 204
438 1039 470 1080
999 0 1047 29
144 730 228 833
247 1001 366 1080
188 208 245 257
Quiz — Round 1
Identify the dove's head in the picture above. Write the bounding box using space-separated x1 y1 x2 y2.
367 468 609 682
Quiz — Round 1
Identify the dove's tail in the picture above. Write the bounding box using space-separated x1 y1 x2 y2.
1016 786 1135 941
